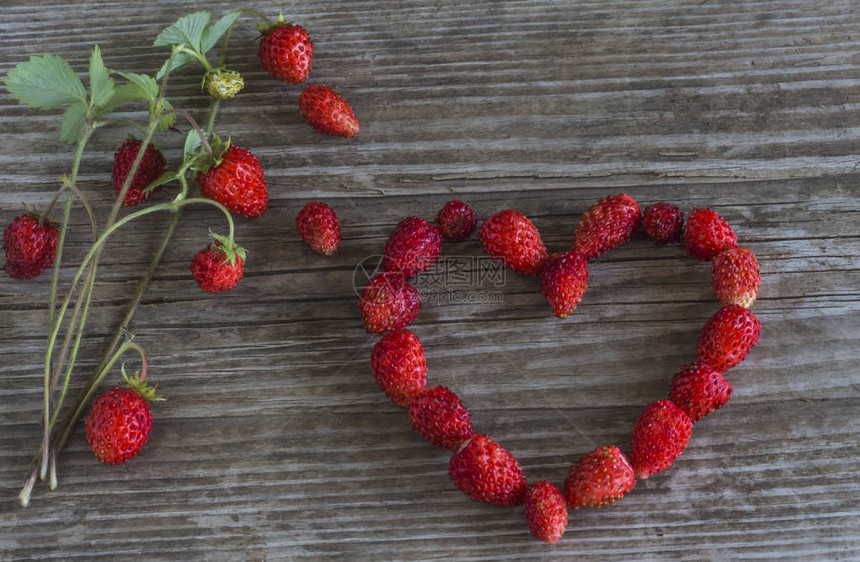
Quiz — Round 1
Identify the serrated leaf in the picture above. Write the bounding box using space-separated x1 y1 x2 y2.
200 10 242 54
88 44 114 109
153 11 210 50
94 72 156 116
4 54 86 109
117 72 158 100
155 50 196 80
157 98 175 131
142 171 180 195
183 128 203 160
59 102 88 144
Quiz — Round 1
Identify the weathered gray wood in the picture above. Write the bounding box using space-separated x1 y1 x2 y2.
1 0 859 559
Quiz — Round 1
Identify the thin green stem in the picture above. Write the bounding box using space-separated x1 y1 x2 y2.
204 99 220 135
99 118 149 135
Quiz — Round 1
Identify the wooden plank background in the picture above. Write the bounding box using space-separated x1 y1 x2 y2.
1 0 858 559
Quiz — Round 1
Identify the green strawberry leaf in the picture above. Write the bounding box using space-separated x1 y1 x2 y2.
155 50 196 80
88 44 114 110
200 10 242 53
157 98 175 131
153 11 211 51
117 72 158 100
4 54 86 109
95 72 156 116
183 128 203 160
59 101 88 144
142 170 180 195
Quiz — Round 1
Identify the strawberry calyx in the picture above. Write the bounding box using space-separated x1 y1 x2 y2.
255 13 290 38
208 231 246 266
190 134 231 173
121 365 164 403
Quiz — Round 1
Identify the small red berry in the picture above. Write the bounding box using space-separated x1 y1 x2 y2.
524 481 568 544
197 145 268 219
3 214 59 279
682 208 737 261
564 445 635 508
696 305 761 373
436 200 477 241
711 246 760 308
257 22 313 84
111 138 166 207
299 85 360 137
190 237 246 293
85 385 153 465
572 193 641 259
540 251 589 319
642 202 683 244
409 386 473 450
480 209 548 275
370 329 428 408
630 400 693 479
449 434 527 507
296 201 341 256
669 363 732 423
383 217 442 279
359 273 422 335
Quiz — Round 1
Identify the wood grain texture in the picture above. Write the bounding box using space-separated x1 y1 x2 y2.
1 0 859 559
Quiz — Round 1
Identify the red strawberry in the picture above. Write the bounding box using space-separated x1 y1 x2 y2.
359 273 421 335
572 193 641 259
711 246 760 308
383 217 442 279
449 434 527 506
682 208 737 261
197 144 268 219
630 400 693 479
299 85 360 137
111 138 166 207
480 209 548 275
3 214 59 279
436 200 477 242
85 372 161 465
540 251 589 319
564 445 635 508
257 20 313 84
696 305 761 373
642 202 683 244
524 481 568 544
669 363 732 423
296 201 341 256
370 329 427 408
190 234 246 293
409 386 473 450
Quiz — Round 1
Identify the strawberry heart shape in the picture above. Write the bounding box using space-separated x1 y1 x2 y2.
359 194 762 544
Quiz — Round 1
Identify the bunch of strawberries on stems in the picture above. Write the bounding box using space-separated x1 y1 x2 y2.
4 6 762 548
3 9 358 506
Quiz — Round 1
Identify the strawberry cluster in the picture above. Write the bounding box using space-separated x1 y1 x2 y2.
357 194 761 544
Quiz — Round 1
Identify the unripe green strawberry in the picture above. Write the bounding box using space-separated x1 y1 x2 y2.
203 69 244 100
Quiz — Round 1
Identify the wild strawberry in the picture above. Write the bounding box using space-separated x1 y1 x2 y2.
480 209 548 275
564 445 635 508
630 400 693 479
642 202 683 244
436 200 477 242
3 214 59 279
540 251 589 319
449 434 527 507
572 193 641 259
299 85 360 137
524 481 568 544
711 246 760 308
669 363 732 423
257 19 313 84
197 144 268 219
409 386 473 450
696 305 761 373
383 217 442 279
190 234 246 293
203 68 244 100
85 371 161 465
370 329 427 408
296 201 341 256
111 138 166 207
682 208 737 261
359 273 421 335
